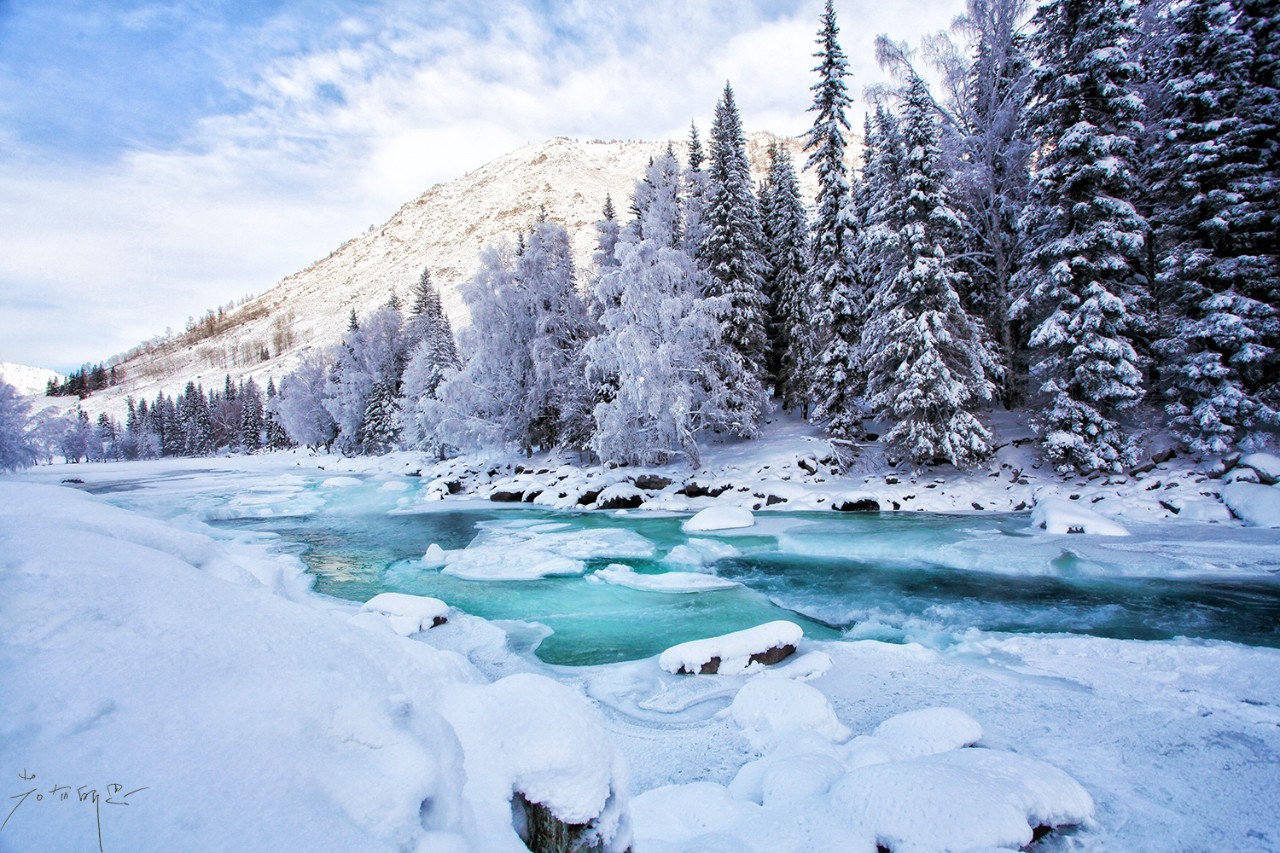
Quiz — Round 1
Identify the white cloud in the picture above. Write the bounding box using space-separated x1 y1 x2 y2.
0 0 967 370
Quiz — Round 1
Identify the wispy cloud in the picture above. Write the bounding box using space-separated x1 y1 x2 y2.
0 0 964 371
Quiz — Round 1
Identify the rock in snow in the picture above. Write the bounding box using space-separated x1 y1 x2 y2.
1238 452 1280 485
730 677 852 751
682 505 756 533
659 621 802 675
1031 496 1129 536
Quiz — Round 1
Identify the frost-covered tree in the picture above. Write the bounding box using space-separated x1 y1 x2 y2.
520 218 591 451
1148 0 1279 452
804 0 865 438
588 195 621 323
276 352 338 449
1015 0 1150 473
862 76 1000 468
585 150 742 466
325 305 407 454
0 379 37 471
180 382 215 457
434 246 537 451
758 142 813 412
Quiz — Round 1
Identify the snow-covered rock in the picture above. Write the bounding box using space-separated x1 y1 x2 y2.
659 621 802 675
357 592 450 635
1031 496 1129 536
421 542 447 567
682 505 755 532
1238 452 1280 485
1221 482 1280 528
439 673 632 852
829 747 1095 853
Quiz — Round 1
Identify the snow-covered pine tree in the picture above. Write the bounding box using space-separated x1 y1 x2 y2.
1148 0 1279 452
181 381 215 457
699 83 769 428
588 195 621 324
682 122 712 258
804 0 865 439
858 103 907 330
758 142 814 413
1015 0 1150 473
263 377 292 451
398 268 461 455
360 379 401 454
239 378 264 453
584 149 740 466
862 75 1000 469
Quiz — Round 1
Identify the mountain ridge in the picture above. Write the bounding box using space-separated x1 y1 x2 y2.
65 132 828 417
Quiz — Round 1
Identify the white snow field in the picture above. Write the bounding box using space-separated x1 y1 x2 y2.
3 439 1279 852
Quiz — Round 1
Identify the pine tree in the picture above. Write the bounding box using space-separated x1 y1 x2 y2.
682 122 713 257
240 378 264 453
1015 0 1150 473
699 83 769 428
181 381 215 457
263 378 292 450
324 305 407 454
862 76 1000 468
804 0 865 439
398 268 461 454
758 142 813 412
1149 0 1279 452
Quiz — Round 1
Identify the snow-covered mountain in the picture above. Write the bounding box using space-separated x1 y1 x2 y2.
79 133 822 417
0 361 64 397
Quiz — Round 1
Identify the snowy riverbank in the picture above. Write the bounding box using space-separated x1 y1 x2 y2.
3 434 1279 851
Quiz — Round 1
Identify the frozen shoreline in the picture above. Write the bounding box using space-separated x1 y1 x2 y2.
3 446 1279 851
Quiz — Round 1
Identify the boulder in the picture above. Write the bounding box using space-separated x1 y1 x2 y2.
490 490 524 502
633 474 673 491
833 496 880 513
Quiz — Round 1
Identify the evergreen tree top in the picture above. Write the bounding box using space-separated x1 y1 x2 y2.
687 121 706 171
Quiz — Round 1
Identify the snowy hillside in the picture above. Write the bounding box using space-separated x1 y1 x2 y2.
0 361 63 397
80 133 822 418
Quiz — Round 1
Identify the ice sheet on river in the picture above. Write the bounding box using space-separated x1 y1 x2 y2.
435 519 657 581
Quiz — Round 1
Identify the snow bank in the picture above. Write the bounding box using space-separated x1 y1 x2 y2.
682 505 755 532
659 621 803 675
1221 481 1280 528
0 482 485 852
730 678 851 750
588 563 740 593
358 592 450 635
1031 496 1129 536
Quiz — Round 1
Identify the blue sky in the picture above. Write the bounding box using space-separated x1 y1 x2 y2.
0 0 961 372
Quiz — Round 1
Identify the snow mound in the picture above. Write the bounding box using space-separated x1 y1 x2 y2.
659 621 803 675
1031 496 1129 536
358 592 449 635
1221 482 1280 528
321 475 363 488
871 707 984 758
730 678 851 751
682 505 755 532
421 542 447 567
662 537 741 567
830 747 1094 853
588 563 740 593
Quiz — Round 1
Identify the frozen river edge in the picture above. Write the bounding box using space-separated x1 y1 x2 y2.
2 452 1279 852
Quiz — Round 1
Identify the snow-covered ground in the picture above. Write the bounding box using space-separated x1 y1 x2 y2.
3 422 1279 851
